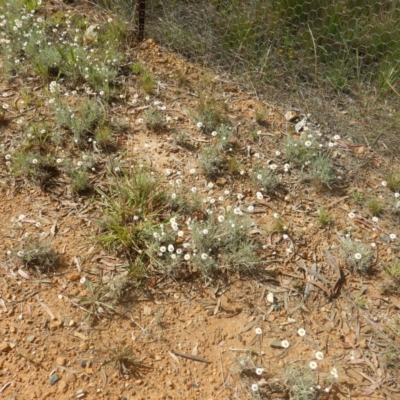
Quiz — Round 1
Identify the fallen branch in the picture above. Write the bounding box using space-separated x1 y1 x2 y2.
171 351 211 364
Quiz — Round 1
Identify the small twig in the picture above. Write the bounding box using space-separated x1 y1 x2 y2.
0 381 13 394
171 351 211 364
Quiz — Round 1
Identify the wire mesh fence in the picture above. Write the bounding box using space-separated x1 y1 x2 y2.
144 0 400 97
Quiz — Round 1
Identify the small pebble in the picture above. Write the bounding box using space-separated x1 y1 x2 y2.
50 374 60 386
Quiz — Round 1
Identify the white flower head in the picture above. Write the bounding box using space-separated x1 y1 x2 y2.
348 212 356 219
202 229 209 235
255 327 262 335
218 215 225 223
234 207 242 215
207 182 214 189
315 351 324 360
255 368 264 375
309 361 318 370
184 254 190 261
390 233 397 240
354 253 362 260
160 246 166 253
305 140 312 147
201 253 208 260
330 367 338 376
273 213 280 219
251 384 259 392
79 277 86 284
256 191 263 200
281 340 290 348
381 181 387 187
168 244 174 253
297 328 306 337
196 121 203 129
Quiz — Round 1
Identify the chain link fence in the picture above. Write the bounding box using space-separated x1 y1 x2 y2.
144 0 400 97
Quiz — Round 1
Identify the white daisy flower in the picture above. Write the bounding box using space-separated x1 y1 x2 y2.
309 361 318 370
281 340 290 348
315 351 324 360
255 327 262 335
255 368 264 375
297 328 306 337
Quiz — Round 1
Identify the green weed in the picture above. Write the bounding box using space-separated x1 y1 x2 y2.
283 137 313 166
191 212 261 277
11 235 59 272
252 165 280 193
366 197 383 216
199 146 227 179
196 90 228 133
351 190 365 205
95 124 115 150
339 238 374 274
386 170 400 192
140 68 156 94
283 366 317 400
54 98 105 145
77 279 117 323
144 107 166 132
301 154 335 189
102 342 141 378
316 207 333 225
96 167 168 265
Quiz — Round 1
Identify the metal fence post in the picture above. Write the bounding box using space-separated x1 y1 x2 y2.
135 0 146 42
